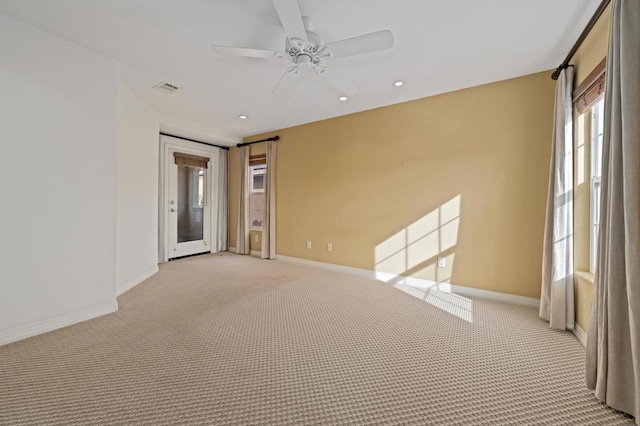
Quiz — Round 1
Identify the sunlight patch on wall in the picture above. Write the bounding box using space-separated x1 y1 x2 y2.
375 195 461 279
374 195 470 322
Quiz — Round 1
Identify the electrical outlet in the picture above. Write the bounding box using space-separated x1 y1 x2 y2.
437 257 446 268
327 243 333 252
306 240 312 249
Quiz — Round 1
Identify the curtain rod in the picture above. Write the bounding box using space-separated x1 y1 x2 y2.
551 0 611 80
237 135 280 148
160 132 230 150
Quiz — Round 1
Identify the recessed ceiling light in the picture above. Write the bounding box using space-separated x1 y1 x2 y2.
339 96 348 102
394 80 404 87
238 115 249 119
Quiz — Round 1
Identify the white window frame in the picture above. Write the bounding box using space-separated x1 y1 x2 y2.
590 97 605 273
250 164 266 230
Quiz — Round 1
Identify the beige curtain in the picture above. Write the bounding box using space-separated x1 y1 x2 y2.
216 149 228 252
261 141 276 259
539 67 574 330
586 0 640 422
236 146 250 255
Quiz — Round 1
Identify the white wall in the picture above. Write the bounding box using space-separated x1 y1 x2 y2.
0 14 119 345
117 83 160 295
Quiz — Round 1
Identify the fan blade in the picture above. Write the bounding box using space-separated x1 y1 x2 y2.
326 30 394 59
271 0 308 42
272 66 302 95
211 45 286 59
314 68 358 97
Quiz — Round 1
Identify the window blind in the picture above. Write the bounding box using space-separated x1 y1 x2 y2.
249 154 266 166
173 152 209 168
573 58 606 114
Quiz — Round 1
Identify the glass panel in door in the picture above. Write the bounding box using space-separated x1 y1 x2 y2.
177 164 205 243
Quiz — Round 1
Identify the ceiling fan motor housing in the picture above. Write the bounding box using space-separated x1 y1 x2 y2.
284 18 330 68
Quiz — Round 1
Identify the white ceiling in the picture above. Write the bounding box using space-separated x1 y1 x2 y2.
0 0 599 145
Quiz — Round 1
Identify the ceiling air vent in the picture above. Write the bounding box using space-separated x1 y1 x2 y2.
153 81 180 94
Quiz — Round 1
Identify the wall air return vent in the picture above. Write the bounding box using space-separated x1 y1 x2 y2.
153 81 180 94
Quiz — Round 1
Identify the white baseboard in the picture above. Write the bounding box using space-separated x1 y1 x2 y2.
0 301 118 347
573 323 587 347
277 255 376 278
117 265 159 296
448 285 540 307
228 246 237 253
276 255 540 308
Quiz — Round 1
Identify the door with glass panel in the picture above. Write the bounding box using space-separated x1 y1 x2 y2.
168 151 211 259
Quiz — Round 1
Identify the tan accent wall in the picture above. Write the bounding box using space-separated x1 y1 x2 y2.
572 5 611 86
230 70 555 299
572 5 610 333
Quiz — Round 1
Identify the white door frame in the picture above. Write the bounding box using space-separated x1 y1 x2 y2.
159 135 222 262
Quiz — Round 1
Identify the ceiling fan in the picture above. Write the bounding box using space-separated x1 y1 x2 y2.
211 0 394 96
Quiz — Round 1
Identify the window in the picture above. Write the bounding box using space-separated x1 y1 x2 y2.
198 169 204 207
191 168 205 209
250 165 266 229
590 97 605 273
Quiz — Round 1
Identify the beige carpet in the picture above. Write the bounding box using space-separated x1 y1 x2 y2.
0 253 634 425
